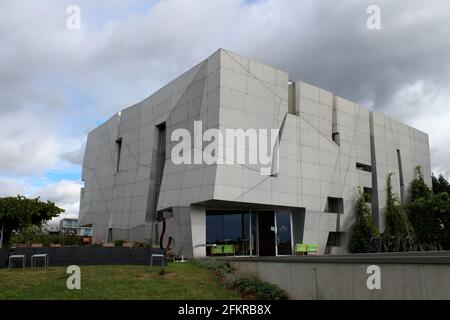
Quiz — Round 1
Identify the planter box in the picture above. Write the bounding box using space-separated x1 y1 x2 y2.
31 243 43 248
49 244 62 247
102 243 114 247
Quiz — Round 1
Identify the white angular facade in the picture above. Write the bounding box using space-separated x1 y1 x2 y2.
79 49 431 257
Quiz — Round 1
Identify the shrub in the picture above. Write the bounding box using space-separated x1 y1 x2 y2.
384 173 409 237
191 258 288 300
10 225 43 244
10 226 82 247
114 240 125 247
191 257 232 276
222 272 239 287
231 276 289 300
61 234 81 246
411 166 432 201
349 187 379 253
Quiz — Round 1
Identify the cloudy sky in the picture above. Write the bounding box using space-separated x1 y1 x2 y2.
1 0 449 219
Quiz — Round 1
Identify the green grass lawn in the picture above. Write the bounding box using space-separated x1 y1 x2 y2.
0 263 241 300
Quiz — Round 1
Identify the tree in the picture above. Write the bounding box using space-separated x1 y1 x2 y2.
349 187 379 253
384 173 409 237
408 193 450 249
408 169 450 250
432 173 450 195
411 166 432 201
0 195 64 247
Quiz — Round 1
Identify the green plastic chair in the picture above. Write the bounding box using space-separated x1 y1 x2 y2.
223 244 235 255
307 243 318 255
211 245 223 255
295 243 307 255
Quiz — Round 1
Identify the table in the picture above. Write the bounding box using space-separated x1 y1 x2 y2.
150 254 165 267
31 254 49 268
8 255 26 269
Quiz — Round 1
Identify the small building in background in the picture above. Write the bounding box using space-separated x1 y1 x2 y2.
59 218 93 237
42 222 60 234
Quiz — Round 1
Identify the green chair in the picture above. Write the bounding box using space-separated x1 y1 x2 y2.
211 245 223 255
211 244 235 256
306 243 318 255
223 244 235 255
295 243 307 255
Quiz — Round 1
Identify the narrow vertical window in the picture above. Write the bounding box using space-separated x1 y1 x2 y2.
116 137 122 172
332 97 340 145
332 132 340 145
288 81 296 115
150 123 166 243
154 123 166 205
396 149 405 203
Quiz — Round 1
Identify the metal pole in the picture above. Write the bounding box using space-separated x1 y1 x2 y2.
0 220 4 248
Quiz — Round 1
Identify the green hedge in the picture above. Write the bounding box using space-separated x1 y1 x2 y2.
230 276 288 300
9 226 82 246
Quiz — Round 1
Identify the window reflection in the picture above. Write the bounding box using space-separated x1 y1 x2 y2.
206 210 252 256
276 211 292 255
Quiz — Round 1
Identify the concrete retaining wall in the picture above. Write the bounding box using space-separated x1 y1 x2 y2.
225 252 450 300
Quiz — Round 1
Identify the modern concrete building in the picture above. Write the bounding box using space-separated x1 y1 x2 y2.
78 49 431 257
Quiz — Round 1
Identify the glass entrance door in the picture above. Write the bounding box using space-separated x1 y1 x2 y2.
275 211 292 255
257 211 276 256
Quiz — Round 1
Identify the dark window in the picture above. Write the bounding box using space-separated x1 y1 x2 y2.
154 123 166 198
115 137 122 172
206 211 249 244
206 210 252 256
356 162 372 172
276 211 292 255
332 132 340 146
326 232 343 247
397 149 405 203
327 197 343 214
206 214 223 244
223 214 242 242
107 228 113 242
150 123 166 224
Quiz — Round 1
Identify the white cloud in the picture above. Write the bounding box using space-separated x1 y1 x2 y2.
0 0 449 200
36 180 82 219
0 109 84 176
0 177 27 197
0 110 60 176
0 177 81 220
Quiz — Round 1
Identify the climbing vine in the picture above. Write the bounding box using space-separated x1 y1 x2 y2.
384 173 409 237
348 187 379 253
